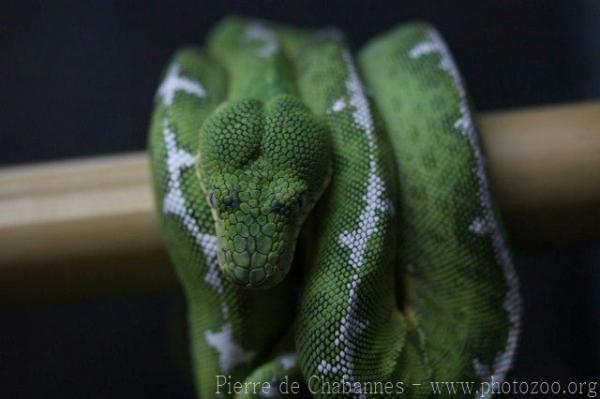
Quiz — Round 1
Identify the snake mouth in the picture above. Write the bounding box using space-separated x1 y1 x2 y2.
218 249 288 289
212 207 300 289
216 236 295 289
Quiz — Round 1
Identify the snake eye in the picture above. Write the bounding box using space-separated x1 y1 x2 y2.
223 197 240 211
271 200 286 214
207 191 218 209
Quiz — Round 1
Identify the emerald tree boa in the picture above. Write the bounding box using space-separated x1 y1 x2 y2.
149 17 521 398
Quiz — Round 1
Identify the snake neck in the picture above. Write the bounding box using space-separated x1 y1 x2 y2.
208 17 298 102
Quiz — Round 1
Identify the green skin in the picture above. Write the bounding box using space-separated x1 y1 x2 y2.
149 17 521 398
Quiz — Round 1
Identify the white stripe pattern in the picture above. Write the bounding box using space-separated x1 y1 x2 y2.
159 68 252 372
156 63 206 105
410 29 522 394
317 49 388 399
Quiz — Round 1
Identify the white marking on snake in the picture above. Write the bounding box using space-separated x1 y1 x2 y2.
410 29 522 394
162 118 217 266
317 50 387 399
332 97 346 112
162 116 250 370
276 352 298 371
469 217 489 236
204 322 253 373
156 63 206 105
241 22 279 57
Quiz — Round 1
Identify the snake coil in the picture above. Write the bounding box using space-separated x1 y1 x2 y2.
149 17 521 398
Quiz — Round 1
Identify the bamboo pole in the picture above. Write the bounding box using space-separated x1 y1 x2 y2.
1 101 600 303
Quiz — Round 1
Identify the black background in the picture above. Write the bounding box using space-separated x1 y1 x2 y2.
1 1 599 397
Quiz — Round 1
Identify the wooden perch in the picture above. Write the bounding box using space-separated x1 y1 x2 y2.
1 101 600 303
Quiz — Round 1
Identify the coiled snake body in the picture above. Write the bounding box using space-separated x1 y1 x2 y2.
149 17 521 398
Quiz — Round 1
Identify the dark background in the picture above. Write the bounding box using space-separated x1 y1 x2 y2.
1 1 599 397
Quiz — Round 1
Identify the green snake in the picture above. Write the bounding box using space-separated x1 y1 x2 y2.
149 17 521 398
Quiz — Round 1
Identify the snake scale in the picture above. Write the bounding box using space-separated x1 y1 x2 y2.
149 17 522 398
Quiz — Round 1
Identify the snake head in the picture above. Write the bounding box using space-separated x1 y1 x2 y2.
197 95 331 289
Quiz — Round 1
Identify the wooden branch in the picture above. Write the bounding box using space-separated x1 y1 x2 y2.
480 101 600 210
2 101 600 303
